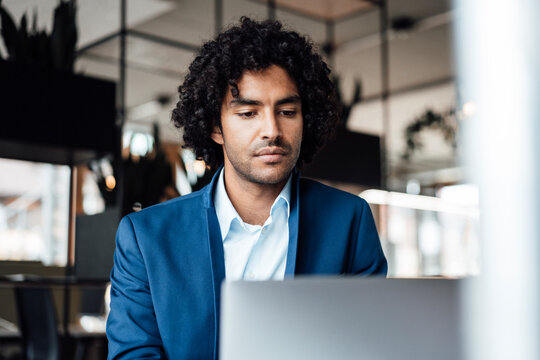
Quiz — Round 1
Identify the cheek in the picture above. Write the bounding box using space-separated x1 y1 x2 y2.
293 121 304 143
223 126 254 152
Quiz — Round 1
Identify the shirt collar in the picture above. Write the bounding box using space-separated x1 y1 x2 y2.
213 168 292 241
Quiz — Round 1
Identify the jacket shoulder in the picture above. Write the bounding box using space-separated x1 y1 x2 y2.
126 188 206 225
299 177 368 208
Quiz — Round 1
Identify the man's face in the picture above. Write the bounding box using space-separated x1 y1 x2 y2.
212 65 303 185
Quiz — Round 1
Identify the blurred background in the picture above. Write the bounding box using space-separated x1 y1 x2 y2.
0 0 491 359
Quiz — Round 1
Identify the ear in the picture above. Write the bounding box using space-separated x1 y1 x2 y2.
211 125 224 145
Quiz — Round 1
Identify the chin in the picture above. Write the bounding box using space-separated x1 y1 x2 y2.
248 164 293 185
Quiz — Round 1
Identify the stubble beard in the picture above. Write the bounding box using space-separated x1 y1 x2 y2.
223 140 301 185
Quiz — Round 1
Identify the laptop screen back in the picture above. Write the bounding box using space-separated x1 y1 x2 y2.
220 278 463 360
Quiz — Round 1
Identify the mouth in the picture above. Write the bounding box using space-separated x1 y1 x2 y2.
254 147 288 163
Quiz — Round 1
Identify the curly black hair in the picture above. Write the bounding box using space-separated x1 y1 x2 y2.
171 16 339 169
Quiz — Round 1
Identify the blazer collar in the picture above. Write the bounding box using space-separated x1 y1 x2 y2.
285 168 300 276
203 165 301 278
202 167 224 359
202 166 221 210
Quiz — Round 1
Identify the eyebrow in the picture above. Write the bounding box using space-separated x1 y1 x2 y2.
229 98 263 107
229 95 301 107
276 95 301 106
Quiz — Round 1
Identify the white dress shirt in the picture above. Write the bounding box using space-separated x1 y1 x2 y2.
214 169 291 281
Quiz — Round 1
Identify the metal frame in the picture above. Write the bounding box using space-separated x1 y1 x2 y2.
377 0 390 190
268 0 276 20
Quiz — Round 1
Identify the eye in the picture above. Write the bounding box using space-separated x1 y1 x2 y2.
279 110 297 117
237 111 256 119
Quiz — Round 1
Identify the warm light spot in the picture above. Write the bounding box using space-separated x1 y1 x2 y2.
105 175 116 191
193 160 206 176
462 101 477 117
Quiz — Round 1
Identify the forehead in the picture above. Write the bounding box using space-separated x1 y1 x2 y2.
229 65 299 100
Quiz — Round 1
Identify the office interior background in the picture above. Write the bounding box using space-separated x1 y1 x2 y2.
0 0 538 359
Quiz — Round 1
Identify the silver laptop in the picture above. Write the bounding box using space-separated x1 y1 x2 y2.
220 278 463 360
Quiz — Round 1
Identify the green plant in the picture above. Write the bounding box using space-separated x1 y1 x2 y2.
402 108 458 160
0 0 77 71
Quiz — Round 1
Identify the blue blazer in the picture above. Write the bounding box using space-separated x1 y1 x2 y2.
107 170 387 359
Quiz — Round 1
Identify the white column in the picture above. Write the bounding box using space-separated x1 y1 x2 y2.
455 1 540 359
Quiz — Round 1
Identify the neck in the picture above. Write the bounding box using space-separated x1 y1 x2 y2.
223 167 290 226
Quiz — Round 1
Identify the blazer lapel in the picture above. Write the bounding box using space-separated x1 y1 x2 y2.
202 170 225 359
285 170 300 277
203 167 300 280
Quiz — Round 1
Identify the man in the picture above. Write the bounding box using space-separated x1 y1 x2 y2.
107 17 387 359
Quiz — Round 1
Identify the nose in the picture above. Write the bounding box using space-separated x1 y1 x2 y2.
260 110 281 140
